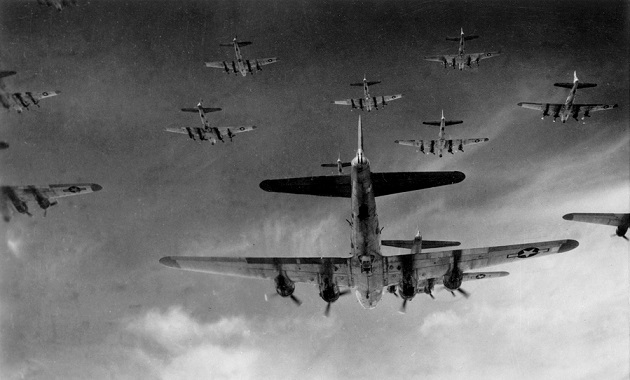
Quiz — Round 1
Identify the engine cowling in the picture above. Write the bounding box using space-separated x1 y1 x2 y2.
617 225 628 238
319 278 341 303
442 267 463 291
274 274 295 298
397 281 416 301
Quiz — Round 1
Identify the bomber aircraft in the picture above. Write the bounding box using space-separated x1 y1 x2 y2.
395 110 489 157
321 155 351 175
37 0 78 11
165 101 256 144
160 116 578 314
424 28 501 70
332 75 402 112
1 183 102 222
518 71 618 123
205 37 278 77
563 213 629 241
0 71 60 113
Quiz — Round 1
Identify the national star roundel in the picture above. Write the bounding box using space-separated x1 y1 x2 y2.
516 247 539 258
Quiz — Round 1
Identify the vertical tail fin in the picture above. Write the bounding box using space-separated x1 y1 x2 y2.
358 115 363 153
574 71 578 83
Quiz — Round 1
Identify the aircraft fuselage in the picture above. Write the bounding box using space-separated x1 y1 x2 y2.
233 42 248 77
560 81 579 123
362 80 373 111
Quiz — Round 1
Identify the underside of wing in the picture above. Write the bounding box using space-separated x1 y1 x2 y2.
205 61 227 68
563 213 629 227
15 91 61 101
423 55 449 63
461 271 509 282
159 256 352 286
332 99 353 106
165 127 189 135
254 57 278 66
461 138 489 146
407 239 578 280
518 102 563 112
468 51 501 61
11 183 102 200
381 239 460 250
377 94 403 104
217 126 257 135
573 103 618 113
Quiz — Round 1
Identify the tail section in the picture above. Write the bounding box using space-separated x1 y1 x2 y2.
220 37 252 47
423 111 463 126
554 71 597 89
181 107 222 113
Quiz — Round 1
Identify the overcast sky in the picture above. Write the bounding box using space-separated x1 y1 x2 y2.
0 0 628 379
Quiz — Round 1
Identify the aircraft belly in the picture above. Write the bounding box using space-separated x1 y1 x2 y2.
351 165 380 258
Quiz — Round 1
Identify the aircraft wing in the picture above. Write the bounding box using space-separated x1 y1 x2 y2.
384 239 578 286
467 51 501 62
15 90 61 101
164 127 191 135
563 213 629 227
260 171 464 198
572 103 618 113
205 61 227 69
423 55 452 64
456 138 489 147
216 126 257 135
373 94 403 106
253 57 278 66
518 102 564 114
395 140 437 154
159 256 353 287
8 183 102 201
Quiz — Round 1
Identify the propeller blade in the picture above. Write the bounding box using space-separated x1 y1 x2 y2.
457 288 470 298
290 294 302 306
399 299 408 314
324 302 331 317
622 235 629 241
429 292 434 299
339 289 351 297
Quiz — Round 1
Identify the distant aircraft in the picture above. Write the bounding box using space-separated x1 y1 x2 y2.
0 71 60 113
205 37 278 76
424 28 501 70
518 71 618 123
395 110 489 157
0 141 8 150
37 0 78 11
332 75 402 112
0 183 102 222
321 155 351 174
563 213 629 241
165 101 256 145
160 116 579 314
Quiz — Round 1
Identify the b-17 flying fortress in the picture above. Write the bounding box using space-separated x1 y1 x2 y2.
205 37 278 77
518 71 618 123
395 110 489 157
424 28 501 70
165 101 257 144
332 75 403 112
0 71 60 113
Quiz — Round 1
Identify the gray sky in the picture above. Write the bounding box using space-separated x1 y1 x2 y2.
0 0 628 379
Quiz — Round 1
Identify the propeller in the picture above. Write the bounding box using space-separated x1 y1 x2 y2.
324 289 350 317
264 292 302 306
399 299 408 314
612 233 629 241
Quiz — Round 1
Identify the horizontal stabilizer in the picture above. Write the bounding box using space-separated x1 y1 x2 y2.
0 71 17 79
321 163 351 168
351 81 380 86
220 41 252 47
382 239 460 249
260 171 465 198
423 120 463 126
553 82 597 89
181 107 222 113
445 37 460 41
464 35 479 41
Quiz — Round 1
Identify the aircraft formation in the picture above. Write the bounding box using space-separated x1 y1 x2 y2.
2 13 625 316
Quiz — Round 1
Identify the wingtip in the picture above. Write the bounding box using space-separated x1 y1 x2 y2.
453 171 466 183
562 213 574 221
259 180 273 192
159 256 181 268
516 102 524 106
558 239 579 253
91 184 103 192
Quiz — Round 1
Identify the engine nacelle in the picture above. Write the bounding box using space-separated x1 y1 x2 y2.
3 187 30 215
397 281 416 301
617 225 628 238
319 278 341 303
442 268 463 291
274 274 295 298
